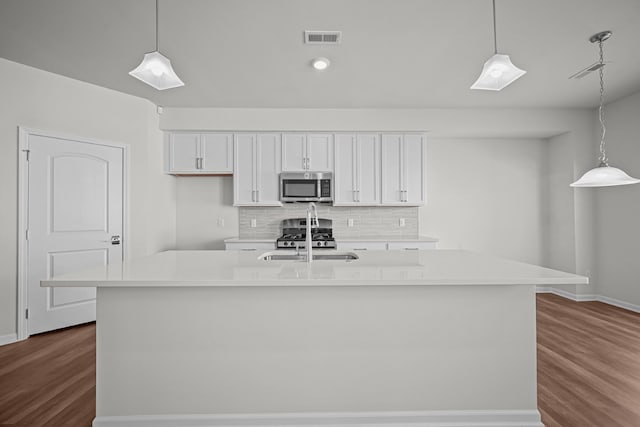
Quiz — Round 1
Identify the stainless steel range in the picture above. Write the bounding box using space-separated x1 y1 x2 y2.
276 218 337 249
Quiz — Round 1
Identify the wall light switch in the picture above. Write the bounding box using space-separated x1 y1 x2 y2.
250 218 257 228
347 218 354 227
217 218 225 227
399 218 406 227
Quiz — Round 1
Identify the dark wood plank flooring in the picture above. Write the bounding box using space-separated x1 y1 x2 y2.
0 322 95 427
537 294 640 427
0 294 638 427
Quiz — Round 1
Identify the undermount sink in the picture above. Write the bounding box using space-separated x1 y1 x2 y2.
259 251 359 262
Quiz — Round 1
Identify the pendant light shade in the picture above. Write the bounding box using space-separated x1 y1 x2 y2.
129 51 184 90
129 0 184 90
570 166 640 187
471 0 526 91
470 54 526 91
570 31 639 188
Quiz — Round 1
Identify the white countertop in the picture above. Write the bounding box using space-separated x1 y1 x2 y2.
43 249 588 288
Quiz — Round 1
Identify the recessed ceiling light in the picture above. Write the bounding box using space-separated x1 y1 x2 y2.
311 57 330 71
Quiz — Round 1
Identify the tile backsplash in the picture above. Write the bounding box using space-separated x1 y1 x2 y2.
239 205 418 239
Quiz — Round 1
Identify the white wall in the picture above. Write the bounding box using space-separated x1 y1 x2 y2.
0 58 176 337
593 90 640 307
422 138 547 265
176 176 237 250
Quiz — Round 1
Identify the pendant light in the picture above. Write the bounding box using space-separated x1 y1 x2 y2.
470 0 526 91
570 31 639 187
129 0 184 90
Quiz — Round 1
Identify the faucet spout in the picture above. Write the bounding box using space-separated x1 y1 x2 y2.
306 202 318 263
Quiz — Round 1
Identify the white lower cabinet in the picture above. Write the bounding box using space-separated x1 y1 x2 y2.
386 241 438 250
338 239 437 251
338 241 388 251
233 133 282 206
224 241 275 251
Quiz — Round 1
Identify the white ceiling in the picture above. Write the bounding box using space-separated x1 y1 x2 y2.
1 0 640 109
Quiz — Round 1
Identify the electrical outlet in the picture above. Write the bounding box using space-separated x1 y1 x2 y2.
347 218 354 227
217 218 225 227
250 218 257 228
399 218 406 227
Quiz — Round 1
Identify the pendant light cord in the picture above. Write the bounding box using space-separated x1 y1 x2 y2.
155 0 159 52
492 0 498 54
598 39 608 166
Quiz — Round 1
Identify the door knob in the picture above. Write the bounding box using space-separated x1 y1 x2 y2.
111 235 121 245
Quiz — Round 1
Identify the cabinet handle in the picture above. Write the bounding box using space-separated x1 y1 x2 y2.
404 247 419 251
251 190 256 202
305 157 310 170
196 157 203 170
240 248 257 251
353 248 368 251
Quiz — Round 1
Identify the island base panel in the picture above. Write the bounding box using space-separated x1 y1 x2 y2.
96 285 539 419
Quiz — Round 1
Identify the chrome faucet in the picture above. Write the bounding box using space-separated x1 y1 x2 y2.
305 202 318 263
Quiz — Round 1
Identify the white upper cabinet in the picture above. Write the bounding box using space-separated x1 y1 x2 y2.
282 133 334 171
166 132 233 174
233 133 282 206
381 133 426 206
334 133 381 206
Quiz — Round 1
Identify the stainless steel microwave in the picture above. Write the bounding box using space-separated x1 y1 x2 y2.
280 172 333 203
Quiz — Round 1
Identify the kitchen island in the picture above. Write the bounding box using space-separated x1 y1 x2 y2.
44 250 587 427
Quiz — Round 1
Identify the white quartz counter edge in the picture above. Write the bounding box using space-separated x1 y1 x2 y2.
43 249 588 288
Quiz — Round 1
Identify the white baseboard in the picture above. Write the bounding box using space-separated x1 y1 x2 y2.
536 286 640 313
93 410 543 427
0 333 18 346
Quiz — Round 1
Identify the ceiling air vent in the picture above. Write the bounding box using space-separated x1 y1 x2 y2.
304 31 342 44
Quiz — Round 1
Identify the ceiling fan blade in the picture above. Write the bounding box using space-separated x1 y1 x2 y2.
568 61 607 79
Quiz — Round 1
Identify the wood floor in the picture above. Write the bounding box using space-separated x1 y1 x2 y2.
0 322 95 426
0 294 638 427
537 294 640 427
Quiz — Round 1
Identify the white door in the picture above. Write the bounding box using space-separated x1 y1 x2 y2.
26 132 124 335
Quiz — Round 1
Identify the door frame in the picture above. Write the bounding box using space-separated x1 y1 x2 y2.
17 126 130 340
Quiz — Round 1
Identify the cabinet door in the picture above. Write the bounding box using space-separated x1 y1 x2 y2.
282 133 306 171
387 241 436 250
307 133 334 171
356 134 381 205
201 133 233 173
381 134 403 204
334 134 357 205
403 134 426 205
168 133 200 172
255 133 282 206
233 134 257 206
